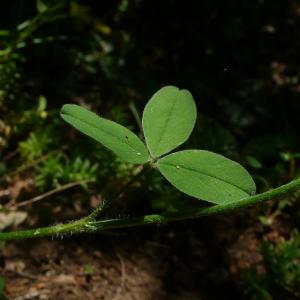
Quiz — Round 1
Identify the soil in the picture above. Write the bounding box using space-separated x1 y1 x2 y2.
1 212 288 300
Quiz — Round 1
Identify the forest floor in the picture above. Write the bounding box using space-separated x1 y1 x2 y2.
1 211 286 300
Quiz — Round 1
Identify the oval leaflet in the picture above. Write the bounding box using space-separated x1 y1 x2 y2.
157 150 256 204
60 104 149 164
142 86 197 158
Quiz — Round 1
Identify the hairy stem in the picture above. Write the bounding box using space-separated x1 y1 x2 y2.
1 178 300 241
0 218 88 241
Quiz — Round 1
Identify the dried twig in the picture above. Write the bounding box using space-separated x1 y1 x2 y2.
8 179 94 209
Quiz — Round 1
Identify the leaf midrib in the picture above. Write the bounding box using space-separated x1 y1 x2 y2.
158 161 251 196
152 94 179 156
62 111 143 154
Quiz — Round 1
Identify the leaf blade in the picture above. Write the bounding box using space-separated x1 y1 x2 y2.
60 104 149 164
157 150 256 204
36 0 48 13
142 86 197 158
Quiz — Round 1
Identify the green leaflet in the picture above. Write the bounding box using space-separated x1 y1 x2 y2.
142 86 196 158
60 104 149 164
36 0 48 13
157 150 256 204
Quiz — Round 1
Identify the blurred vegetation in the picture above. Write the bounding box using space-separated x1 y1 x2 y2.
0 0 300 299
241 231 300 300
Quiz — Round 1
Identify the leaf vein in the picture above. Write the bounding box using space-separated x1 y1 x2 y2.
63 113 141 154
159 162 251 195
152 94 179 155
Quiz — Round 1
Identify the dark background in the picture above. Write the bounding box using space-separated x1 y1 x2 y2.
1 1 300 299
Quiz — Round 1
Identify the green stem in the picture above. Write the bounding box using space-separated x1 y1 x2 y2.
1 178 300 241
0 218 88 241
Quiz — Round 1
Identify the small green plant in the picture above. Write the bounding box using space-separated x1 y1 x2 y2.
240 231 300 299
0 86 300 241
35 155 98 189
